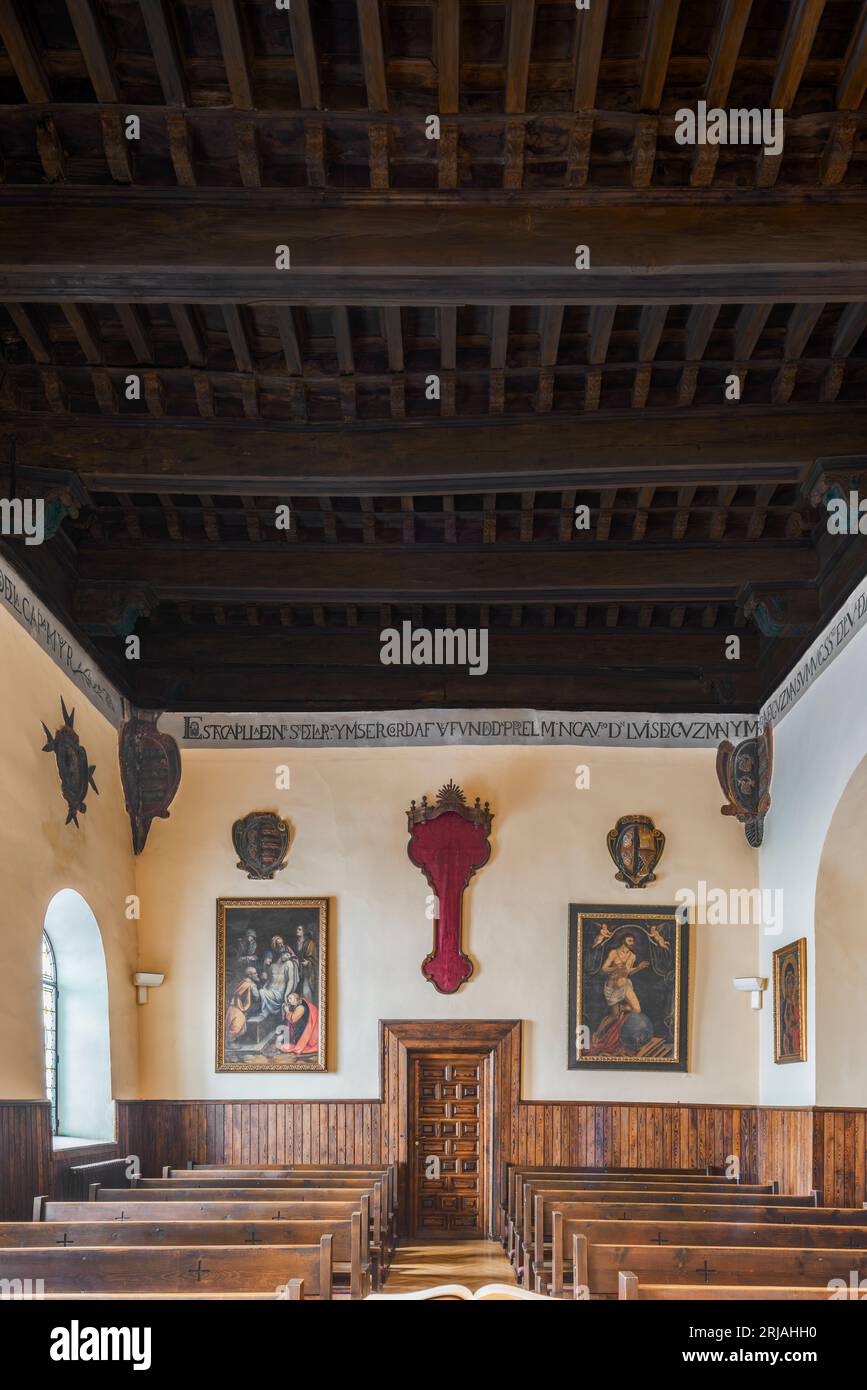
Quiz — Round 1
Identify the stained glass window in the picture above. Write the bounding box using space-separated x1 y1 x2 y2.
41 931 58 1135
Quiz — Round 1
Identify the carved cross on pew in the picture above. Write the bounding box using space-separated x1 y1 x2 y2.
406 781 493 994
187 1258 212 1282
55 1231 74 1246
113 1211 128 1221
245 1228 261 1244
652 1230 669 1245
270 1211 284 1220
694 1259 719 1284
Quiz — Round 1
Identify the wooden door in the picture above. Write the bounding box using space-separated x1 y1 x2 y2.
409 1051 488 1238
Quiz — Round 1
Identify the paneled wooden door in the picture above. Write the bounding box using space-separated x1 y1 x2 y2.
409 1050 489 1238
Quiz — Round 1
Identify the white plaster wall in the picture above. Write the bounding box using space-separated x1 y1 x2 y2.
136 743 759 1103
759 617 867 1106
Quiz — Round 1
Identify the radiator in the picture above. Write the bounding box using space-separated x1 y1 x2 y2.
62 1156 133 1200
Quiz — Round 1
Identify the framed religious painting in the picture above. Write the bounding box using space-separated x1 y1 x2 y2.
568 904 690 1071
216 897 327 1072
772 938 807 1064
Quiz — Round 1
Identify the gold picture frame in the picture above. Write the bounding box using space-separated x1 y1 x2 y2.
772 937 807 1064
216 897 327 1072
568 904 690 1071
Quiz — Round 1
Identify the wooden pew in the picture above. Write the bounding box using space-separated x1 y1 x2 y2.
573 1234 867 1297
182 1163 398 1214
502 1165 725 1253
516 1182 811 1282
548 1214 867 1296
129 1175 392 1256
6 1215 366 1299
505 1170 778 1263
88 1184 388 1287
0 1240 333 1299
617 1272 840 1301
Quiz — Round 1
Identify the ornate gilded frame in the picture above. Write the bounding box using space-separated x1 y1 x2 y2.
216 897 327 1073
568 904 690 1071
772 937 808 1065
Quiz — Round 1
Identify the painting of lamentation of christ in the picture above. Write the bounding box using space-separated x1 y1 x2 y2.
568 905 689 1071
772 937 807 1064
216 898 327 1072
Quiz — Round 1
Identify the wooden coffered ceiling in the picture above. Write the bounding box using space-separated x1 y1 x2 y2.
1 0 866 713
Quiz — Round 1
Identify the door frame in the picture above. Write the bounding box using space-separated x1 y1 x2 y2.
379 1020 522 1238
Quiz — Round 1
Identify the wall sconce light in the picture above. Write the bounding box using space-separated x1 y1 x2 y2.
133 971 165 1005
733 976 768 1010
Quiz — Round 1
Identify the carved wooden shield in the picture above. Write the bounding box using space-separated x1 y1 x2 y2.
118 713 182 854
716 723 773 848
232 811 290 879
41 698 98 828
606 814 665 889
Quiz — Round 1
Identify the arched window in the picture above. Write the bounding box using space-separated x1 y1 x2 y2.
41 931 59 1134
43 890 114 1142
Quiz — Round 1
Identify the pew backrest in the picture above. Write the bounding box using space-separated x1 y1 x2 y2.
0 1240 333 1298
550 1214 867 1296
617 1272 840 1301
5 1217 364 1298
573 1234 867 1297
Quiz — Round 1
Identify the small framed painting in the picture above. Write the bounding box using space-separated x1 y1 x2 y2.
216 897 327 1072
568 904 689 1071
772 938 807 1064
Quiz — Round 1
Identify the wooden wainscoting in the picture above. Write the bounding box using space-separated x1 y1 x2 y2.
0 1101 52 1219
4 1090 866 1220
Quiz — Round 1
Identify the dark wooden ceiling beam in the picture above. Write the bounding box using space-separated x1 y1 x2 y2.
4 302 50 362
103 626 761 671
139 0 187 107
506 0 536 114
838 5 867 109
573 0 609 110
170 304 206 367
60 301 101 363
124 662 762 714
115 303 153 363
5 205 866 303
438 0 461 115
0 0 50 102
357 0 388 113
75 541 815 599
288 0 321 111
691 0 753 186
222 304 253 373
276 307 303 376
639 0 682 111
212 0 254 110
10 409 864 494
771 0 827 109
65 0 120 103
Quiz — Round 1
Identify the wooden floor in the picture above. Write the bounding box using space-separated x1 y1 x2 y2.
383 1239 516 1293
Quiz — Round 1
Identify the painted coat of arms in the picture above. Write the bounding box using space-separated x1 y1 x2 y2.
606 814 665 888
41 699 98 827
232 811 291 879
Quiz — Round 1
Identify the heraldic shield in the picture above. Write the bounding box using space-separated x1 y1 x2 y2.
606 814 665 888
233 811 291 880
118 713 182 854
41 698 98 828
716 722 773 848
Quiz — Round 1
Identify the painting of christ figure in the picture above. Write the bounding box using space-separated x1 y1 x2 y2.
772 938 807 1064
216 898 327 1072
568 905 689 1071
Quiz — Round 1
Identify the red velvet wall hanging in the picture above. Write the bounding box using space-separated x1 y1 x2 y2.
406 780 494 994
